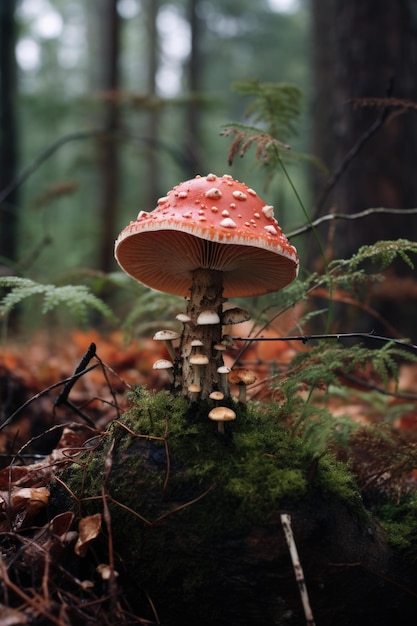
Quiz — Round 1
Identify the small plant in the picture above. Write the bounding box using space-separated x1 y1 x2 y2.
0 276 115 332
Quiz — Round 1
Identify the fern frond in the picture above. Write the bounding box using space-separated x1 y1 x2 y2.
345 239 417 272
0 276 115 325
232 79 303 141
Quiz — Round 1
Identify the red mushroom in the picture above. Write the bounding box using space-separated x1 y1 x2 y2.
115 173 298 401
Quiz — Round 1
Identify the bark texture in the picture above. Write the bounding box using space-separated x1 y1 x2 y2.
175 268 225 399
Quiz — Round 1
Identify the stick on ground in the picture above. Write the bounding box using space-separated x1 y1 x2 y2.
281 513 315 626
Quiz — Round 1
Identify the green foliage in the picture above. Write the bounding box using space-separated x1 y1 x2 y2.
374 494 417 561
0 276 115 327
221 79 320 174
232 79 303 141
331 238 417 275
68 386 365 531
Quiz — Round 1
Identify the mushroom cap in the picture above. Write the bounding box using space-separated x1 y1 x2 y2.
228 367 257 386
190 354 210 365
208 406 236 422
222 306 251 325
152 359 174 370
153 330 180 341
196 310 221 325
115 173 298 298
209 391 225 401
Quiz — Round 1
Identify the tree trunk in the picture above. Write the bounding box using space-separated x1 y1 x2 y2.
95 0 121 272
0 0 18 269
184 0 204 176
309 0 417 335
310 0 417 260
145 0 160 207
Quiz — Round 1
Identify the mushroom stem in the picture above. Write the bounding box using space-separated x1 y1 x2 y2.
237 383 247 405
175 267 224 400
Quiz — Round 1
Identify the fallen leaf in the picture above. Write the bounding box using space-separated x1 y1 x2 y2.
75 513 102 556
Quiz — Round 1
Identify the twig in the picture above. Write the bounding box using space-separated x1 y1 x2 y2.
288 206 417 238
314 78 394 214
0 558 64 626
101 439 119 612
55 342 96 407
231 331 417 353
0 364 98 431
281 513 315 626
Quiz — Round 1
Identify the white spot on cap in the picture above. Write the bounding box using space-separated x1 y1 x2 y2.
157 196 169 205
262 205 274 219
206 173 217 181
247 188 257 196
205 187 222 199
264 225 278 235
211 206 218 212
220 217 237 228
232 190 247 201
137 210 148 219
178 191 188 198
221 209 230 217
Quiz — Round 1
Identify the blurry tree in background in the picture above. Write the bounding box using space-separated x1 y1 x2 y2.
310 0 417 262
90 0 121 272
310 0 417 336
0 0 18 267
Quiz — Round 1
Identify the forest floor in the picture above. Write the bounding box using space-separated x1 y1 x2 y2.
1 329 417 625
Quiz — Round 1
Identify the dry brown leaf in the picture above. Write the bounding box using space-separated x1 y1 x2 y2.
75 513 102 556
0 486 50 531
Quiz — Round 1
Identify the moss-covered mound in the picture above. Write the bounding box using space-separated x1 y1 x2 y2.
61 388 417 625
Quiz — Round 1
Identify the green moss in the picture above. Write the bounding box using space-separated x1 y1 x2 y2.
62 387 368 619
373 493 417 561
66 387 364 523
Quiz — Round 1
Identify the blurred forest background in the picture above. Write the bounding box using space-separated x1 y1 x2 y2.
1 0 417 336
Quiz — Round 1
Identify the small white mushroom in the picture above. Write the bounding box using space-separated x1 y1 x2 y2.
217 365 231 395
196 310 221 325
213 343 227 359
152 359 174 383
228 368 257 404
208 406 236 434
188 384 201 402
176 313 191 324
222 307 251 326
153 330 180 361
209 390 225 405
190 353 209 388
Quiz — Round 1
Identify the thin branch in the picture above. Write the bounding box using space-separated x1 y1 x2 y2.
231 332 417 353
314 78 394 214
288 206 417 239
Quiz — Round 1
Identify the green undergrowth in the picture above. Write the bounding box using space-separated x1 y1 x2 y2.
372 493 417 563
65 387 365 541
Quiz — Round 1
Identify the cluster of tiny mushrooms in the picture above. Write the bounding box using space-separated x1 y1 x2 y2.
115 173 299 433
